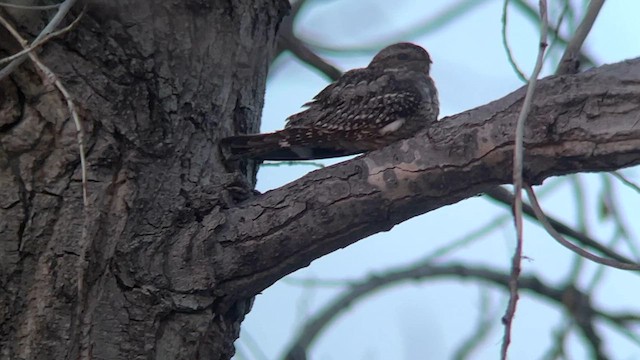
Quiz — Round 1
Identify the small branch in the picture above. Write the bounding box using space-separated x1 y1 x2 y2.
485 187 638 266
280 263 622 360
0 0 78 81
0 9 88 206
510 0 596 68
543 1 570 64
525 185 640 270
501 0 528 81
0 10 83 65
610 171 640 194
0 1 61 10
556 0 605 75
502 2 548 358
261 160 325 169
275 0 342 81
598 174 640 261
0 11 91 359
279 34 342 81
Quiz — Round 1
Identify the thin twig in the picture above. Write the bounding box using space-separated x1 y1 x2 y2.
556 0 605 75
0 0 78 81
502 1 548 359
262 160 325 169
275 0 343 81
525 185 640 270
600 174 640 260
485 187 638 266
0 10 88 206
0 13 91 359
511 0 596 68
0 10 83 65
281 263 626 360
610 171 640 194
0 1 61 10
543 1 570 64
501 0 528 82
279 34 342 81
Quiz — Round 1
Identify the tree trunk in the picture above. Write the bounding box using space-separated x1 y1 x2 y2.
0 1 288 359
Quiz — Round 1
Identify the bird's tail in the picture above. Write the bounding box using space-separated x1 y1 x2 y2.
220 131 289 161
220 127 369 161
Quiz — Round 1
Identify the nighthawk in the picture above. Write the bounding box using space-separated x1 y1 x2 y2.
221 42 439 161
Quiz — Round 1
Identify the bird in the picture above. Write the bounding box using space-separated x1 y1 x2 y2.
220 42 439 161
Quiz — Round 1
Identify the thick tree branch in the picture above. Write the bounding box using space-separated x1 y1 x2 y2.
277 29 626 264
213 57 640 303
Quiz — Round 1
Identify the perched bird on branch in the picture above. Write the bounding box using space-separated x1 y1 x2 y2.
221 42 439 161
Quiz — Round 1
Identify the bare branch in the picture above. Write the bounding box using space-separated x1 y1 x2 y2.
278 34 342 81
0 11 92 359
556 0 605 75
215 57 640 305
0 0 78 81
275 0 342 81
281 263 618 360
0 10 83 65
525 185 640 270
0 9 87 206
503 2 548 357
511 0 596 68
611 171 640 194
599 174 640 259
501 0 528 81
262 161 325 169
0 1 61 10
485 187 637 265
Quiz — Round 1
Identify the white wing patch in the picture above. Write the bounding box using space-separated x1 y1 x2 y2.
291 146 313 158
379 118 405 135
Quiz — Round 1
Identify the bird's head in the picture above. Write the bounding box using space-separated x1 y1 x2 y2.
368 42 432 74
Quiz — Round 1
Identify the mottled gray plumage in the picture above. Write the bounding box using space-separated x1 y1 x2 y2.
221 42 439 160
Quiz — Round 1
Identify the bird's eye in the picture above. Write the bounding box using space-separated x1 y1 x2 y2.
397 53 410 60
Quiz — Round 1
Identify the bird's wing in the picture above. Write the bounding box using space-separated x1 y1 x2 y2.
285 68 422 131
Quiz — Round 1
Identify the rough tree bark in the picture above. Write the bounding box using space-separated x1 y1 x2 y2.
1 1 288 359
1 2 640 360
